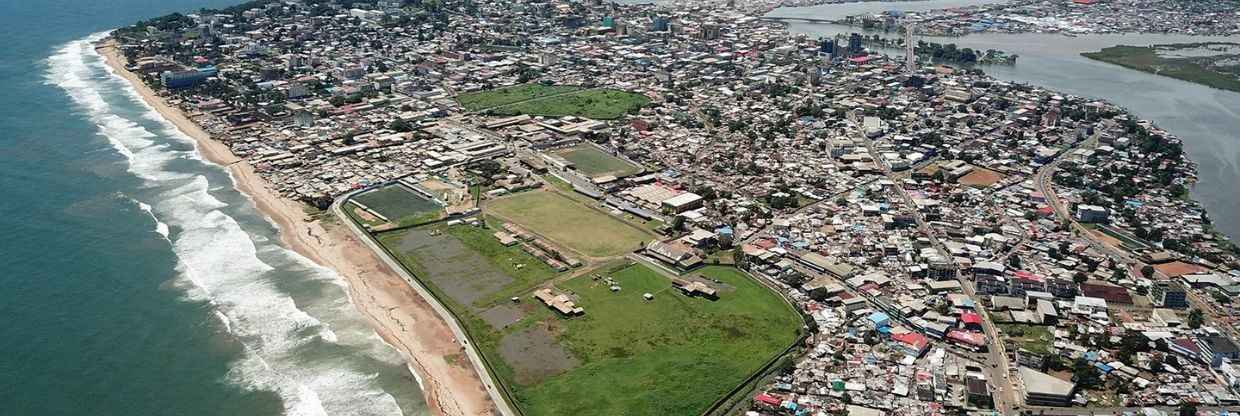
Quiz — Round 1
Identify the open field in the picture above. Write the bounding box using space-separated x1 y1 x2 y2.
957 166 1006 187
514 264 803 415
997 323 1053 355
552 144 643 178
352 184 443 226
1082 44 1240 93
457 83 583 111
378 222 561 310
487 190 653 257
491 88 649 120
372 221 802 416
1153 260 1208 278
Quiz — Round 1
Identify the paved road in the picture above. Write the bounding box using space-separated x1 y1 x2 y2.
331 189 517 416
855 128 1024 412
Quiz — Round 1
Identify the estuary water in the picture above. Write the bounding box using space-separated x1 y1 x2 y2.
768 1 1240 240
0 1 428 415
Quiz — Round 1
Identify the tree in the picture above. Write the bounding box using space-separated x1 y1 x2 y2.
1073 271 1088 285
1072 357 1102 390
1187 308 1204 329
388 119 414 132
1180 403 1198 416
1111 267 1129 281
1008 255 1023 270
1116 331 1149 364
1149 355 1165 373
1141 265 1156 279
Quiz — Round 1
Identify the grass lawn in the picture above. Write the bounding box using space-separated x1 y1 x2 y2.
443 221 564 306
998 323 1054 355
457 83 583 111
514 264 803 415
369 223 560 311
352 185 444 225
492 89 649 120
370 219 802 416
1082 45 1240 93
553 144 643 178
487 190 653 257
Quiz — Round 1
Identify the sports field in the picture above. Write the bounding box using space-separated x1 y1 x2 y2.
552 144 643 178
957 167 1006 187
515 264 803 415
495 89 648 119
352 185 443 226
378 222 561 310
374 221 803 416
486 190 652 257
457 84 583 111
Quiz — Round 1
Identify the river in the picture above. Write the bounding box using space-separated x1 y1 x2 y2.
767 1 1240 241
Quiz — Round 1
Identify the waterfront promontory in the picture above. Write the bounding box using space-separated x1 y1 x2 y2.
89 0 1240 414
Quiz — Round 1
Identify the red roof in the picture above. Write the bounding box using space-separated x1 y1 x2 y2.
1012 270 1044 282
893 332 929 349
960 311 983 325
754 393 782 407
1081 283 1133 304
947 329 987 346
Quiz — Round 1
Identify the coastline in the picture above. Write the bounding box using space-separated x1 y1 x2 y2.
96 40 495 416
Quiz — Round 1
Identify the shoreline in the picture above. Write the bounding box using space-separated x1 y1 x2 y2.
96 40 494 416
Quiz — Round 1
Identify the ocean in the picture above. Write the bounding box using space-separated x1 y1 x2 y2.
0 1 429 415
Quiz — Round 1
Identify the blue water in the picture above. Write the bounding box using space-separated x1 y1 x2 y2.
0 2 429 415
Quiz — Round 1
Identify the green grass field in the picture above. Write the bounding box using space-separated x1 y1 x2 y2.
352 185 443 226
457 84 583 111
1082 45 1240 93
491 88 649 120
514 264 804 415
487 191 652 257
371 219 802 416
998 323 1054 355
553 144 643 178
445 222 564 306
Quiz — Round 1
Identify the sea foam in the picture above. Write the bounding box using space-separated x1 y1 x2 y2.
47 34 409 416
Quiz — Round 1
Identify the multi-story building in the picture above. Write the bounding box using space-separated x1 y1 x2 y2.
1151 281 1189 309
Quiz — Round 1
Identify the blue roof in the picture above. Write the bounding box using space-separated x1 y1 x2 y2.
869 312 891 325
1095 362 1113 373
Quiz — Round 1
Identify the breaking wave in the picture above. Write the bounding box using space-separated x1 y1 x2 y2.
46 33 414 416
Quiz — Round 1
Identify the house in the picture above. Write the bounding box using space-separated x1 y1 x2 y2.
1075 204 1109 223
891 332 930 357
661 192 703 213
1169 338 1205 364
672 278 718 299
1198 336 1240 366
966 376 992 409
533 288 583 316
645 240 703 269
1072 296 1108 315
1080 283 1132 305
1019 366 1077 407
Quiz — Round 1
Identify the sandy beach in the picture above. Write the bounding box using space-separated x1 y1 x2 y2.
97 40 494 416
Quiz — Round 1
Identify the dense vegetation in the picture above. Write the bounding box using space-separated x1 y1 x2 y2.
1082 44 1240 93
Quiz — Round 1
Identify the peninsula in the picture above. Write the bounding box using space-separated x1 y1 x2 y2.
105 0 1240 414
